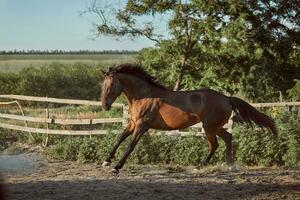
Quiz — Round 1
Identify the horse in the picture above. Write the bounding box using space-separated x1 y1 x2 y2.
100 64 277 174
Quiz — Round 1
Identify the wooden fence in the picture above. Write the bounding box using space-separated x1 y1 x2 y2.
0 94 299 140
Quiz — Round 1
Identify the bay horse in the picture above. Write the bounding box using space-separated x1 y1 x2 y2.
101 64 277 174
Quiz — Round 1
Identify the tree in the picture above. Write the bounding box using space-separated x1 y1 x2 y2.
86 0 300 100
288 79 300 101
86 0 211 90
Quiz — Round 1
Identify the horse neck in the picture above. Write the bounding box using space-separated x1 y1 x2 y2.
118 73 159 104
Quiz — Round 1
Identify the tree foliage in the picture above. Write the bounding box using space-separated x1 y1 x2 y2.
288 79 300 101
88 0 300 101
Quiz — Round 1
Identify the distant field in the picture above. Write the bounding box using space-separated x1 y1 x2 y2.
0 54 136 72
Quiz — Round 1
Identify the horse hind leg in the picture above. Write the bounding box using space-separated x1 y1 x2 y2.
202 127 219 165
217 128 234 165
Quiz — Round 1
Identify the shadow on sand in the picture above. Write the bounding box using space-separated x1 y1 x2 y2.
3 177 298 200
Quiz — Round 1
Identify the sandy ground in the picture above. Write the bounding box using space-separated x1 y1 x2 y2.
0 153 299 200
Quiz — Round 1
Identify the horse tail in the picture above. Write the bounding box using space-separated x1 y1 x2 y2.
229 97 277 135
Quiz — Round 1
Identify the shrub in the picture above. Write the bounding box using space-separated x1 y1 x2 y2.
45 108 299 167
2 108 299 167
0 128 27 151
233 108 299 166
288 79 300 101
78 137 101 163
47 137 81 160
0 63 105 100
0 72 20 95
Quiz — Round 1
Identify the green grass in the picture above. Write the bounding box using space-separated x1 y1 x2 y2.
0 54 136 72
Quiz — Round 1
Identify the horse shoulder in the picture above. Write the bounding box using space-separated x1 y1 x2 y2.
129 98 162 124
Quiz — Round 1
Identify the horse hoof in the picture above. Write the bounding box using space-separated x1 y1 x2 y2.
102 161 111 167
201 160 208 166
111 168 119 174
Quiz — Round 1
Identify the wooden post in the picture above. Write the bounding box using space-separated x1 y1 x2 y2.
89 119 92 139
227 112 234 132
298 108 300 123
122 105 129 127
199 122 204 134
43 107 49 147
15 100 35 142
227 118 233 132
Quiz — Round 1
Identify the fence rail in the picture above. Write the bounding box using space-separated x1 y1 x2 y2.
1 94 299 108
0 113 123 125
0 94 299 138
251 102 300 107
0 95 124 138
0 123 107 136
0 94 123 107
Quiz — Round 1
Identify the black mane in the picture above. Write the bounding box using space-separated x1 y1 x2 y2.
109 63 167 89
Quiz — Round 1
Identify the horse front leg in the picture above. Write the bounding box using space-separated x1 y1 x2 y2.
102 122 134 167
112 122 148 174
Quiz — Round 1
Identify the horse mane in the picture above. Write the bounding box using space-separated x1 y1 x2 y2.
109 63 168 90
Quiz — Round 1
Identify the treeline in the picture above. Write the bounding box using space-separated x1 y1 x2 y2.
0 49 138 55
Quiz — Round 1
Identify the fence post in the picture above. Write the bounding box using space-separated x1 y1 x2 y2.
89 118 92 139
15 100 36 142
227 112 234 132
43 107 49 147
227 118 233 132
122 104 129 127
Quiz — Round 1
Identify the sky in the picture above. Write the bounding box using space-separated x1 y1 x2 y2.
0 0 165 51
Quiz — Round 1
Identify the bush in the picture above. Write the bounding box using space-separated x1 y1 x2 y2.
0 63 105 100
288 79 300 101
280 112 300 166
0 128 28 151
0 73 20 94
78 137 100 162
47 137 81 160
45 108 299 167
233 109 299 166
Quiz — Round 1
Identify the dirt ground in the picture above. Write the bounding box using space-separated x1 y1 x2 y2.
1 153 299 200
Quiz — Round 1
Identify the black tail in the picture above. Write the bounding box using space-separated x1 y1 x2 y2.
229 97 277 135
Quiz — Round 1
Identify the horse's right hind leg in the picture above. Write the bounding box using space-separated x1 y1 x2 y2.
217 128 234 165
203 128 219 165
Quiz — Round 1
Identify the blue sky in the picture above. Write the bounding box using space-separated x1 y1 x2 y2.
0 0 164 51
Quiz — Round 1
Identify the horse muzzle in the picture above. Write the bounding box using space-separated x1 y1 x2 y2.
103 103 111 111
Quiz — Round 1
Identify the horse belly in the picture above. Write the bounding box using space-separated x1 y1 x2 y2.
150 104 202 130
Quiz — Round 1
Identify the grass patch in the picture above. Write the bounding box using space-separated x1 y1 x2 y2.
0 54 135 72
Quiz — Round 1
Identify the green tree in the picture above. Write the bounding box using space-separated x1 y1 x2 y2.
288 79 300 101
86 0 208 90
87 0 300 100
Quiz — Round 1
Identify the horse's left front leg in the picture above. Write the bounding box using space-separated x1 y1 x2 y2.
112 122 148 174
